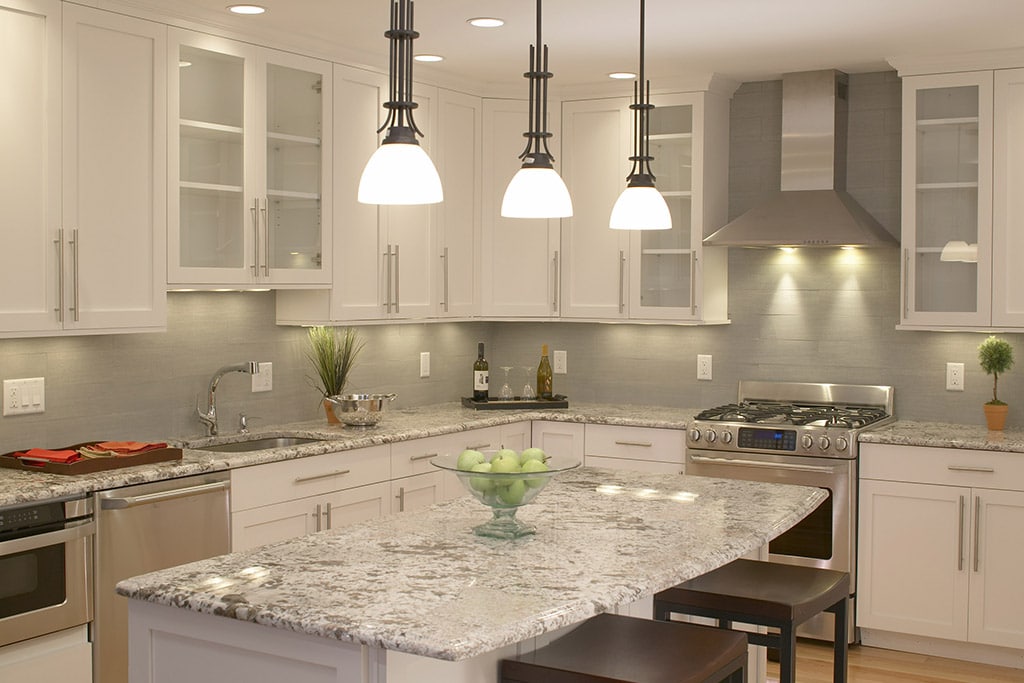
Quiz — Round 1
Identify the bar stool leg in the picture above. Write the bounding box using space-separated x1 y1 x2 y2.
779 624 797 683
831 596 849 683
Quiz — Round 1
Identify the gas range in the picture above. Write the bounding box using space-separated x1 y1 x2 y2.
687 381 894 459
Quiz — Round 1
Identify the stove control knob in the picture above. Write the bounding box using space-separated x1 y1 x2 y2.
800 434 814 450
835 436 849 453
689 428 701 443
706 429 718 443
819 436 831 451
721 431 733 445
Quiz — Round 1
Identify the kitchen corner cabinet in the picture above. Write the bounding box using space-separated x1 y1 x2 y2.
858 444 1024 649
531 421 585 462
559 91 729 323
167 29 332 289
583 424 685 474
480 98 561 318
0 1 167 336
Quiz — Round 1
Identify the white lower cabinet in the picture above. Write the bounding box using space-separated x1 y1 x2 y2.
584 423 685 474
858 444 1024 650
0 626 91 683
531 421 585 461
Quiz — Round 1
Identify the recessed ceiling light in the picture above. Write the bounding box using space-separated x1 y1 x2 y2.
608 72 637 80
468 17 504 28
414 54 444 63
228 4 266 15
179 60 192 68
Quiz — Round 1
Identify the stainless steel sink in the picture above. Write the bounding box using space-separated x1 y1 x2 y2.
196 437 321 453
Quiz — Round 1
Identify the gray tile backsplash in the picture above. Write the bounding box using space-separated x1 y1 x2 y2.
0 71 1019 450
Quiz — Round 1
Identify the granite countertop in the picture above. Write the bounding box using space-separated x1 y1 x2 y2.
0 402 698 508
116 466 827 661
859 420 1024 452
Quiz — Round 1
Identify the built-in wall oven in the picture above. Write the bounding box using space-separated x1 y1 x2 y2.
0 495 94 647
685 381 894 643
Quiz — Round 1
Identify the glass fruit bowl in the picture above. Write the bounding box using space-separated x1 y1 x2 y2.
431 449 580 538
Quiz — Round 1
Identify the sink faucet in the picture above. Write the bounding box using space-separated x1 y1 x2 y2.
197 362 259 436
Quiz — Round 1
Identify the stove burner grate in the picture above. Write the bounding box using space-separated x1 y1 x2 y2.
695 401 889 428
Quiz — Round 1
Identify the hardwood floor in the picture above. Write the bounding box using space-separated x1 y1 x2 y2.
765 641 1023 682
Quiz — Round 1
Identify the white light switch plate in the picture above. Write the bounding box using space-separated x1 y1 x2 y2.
420 352 430 378
252 363 273 392
3 377 45 416
553 350 567 374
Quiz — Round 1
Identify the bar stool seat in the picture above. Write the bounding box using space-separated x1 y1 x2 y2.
653 559 849 683
501 612 747 683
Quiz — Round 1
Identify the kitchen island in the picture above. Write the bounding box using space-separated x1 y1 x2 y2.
117 466 826 683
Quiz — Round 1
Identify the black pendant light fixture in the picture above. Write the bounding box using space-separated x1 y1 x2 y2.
501 0 572 218
358 0 443 205
609 0 671 230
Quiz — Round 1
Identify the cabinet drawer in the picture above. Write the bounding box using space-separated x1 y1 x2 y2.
585 424 684 463
861 443 1024 490
391 435 454 479
584 455 684 475
231 446 390 511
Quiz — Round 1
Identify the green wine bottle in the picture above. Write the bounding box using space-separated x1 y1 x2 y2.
537 344 553 400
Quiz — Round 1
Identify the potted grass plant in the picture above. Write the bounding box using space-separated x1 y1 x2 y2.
307 326 365 423
978 335 1014 431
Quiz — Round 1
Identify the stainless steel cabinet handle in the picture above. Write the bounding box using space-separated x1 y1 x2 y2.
325 502 333 530
0 519 94 556
440 247 449 312
948 465 995 473
54 229 65 323
409 452 438 462
618 250 626 314
251 198 259 276
958 494 965 571
393 244 400 314
689 251 697 316
552 251 560 312
294 469 351 484
396 486 406 512
314 503 322 532
383 246 392 313
100 481 230 509
903 247 910 319
261 197 269 276
689 453 838 474
466 443 491 451
70 229 80 321
615 440 653 448
973 495 981 573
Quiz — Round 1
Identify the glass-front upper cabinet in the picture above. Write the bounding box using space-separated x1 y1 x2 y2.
900 72 993 327
168 30 331 287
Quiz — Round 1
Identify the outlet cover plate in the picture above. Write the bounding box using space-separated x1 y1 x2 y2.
3 377 45 416
697 355 713 381
553 350 567 374
420 352 430 378
946 362 964 391
252 363 273 392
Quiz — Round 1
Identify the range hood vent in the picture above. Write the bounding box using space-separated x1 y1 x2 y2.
704 70 898 248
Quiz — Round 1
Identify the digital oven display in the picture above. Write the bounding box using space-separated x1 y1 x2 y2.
737 427 797 451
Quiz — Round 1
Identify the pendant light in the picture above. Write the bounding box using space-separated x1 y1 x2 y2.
609 0 671 230
358 0 443 205
501 0 572 219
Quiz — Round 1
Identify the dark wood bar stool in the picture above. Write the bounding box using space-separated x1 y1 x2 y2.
501 612 747 683
653 559 850 683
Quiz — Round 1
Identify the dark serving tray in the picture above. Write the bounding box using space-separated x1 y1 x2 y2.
0 442 182 475
462 395 569 410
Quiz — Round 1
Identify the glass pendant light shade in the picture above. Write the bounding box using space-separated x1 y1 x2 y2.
502 165 573 218
358 132 442 205
610 182 671 230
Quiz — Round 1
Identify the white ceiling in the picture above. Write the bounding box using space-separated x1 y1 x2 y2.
124 0 1024 92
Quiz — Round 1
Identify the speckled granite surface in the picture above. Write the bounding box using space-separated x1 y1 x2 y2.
859 420 1024 452
116 466 826 661
0 402 698 508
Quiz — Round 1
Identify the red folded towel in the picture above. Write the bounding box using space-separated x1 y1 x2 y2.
15 448 82 464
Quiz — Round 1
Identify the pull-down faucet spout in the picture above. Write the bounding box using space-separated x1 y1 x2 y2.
197 361 259 436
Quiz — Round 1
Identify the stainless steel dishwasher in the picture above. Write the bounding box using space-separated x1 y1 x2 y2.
94 472 231 683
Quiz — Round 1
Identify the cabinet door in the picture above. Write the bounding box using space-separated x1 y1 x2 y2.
857 479 969 640
531 421 584 461
0 0 61 334
901 72 993 328
481 98 560 317
391 472 446 514
992 68 1024 327
62 6 167 331
322 482 390 530
231 495 318 551
968 489 1024 648
560 97 631 319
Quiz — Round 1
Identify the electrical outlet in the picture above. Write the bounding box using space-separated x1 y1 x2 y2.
3 377 45 416
946 362 965 391
420 352 430 378
697 355 713 381
251 362 273 392
553 350 567 374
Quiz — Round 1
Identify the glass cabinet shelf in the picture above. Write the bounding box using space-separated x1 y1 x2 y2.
181 119 244 139
917 116 979 126
181 181 243 193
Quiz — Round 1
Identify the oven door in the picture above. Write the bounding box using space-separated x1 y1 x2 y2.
0 518 94 647
686 448 856 642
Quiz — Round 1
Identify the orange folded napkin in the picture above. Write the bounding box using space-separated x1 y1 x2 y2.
15 448 82 464
80 441 168 457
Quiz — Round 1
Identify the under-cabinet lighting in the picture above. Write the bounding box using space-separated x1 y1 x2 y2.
609 72 636 80
179 60 192 68
468 17 504 28
414 54 444 63
228 4 266 15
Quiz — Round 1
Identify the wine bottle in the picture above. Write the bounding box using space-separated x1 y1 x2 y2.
473 342 489 401
537 344 553 400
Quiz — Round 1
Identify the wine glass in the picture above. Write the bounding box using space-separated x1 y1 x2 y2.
499 366 514 401
521 366 536 400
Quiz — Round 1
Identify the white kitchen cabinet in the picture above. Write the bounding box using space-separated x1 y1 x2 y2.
584 424 685 473
858 443 1024 650
391 472 447 514
480 98 561 318
992 68 1024 327
0 1 167 336
0 625 91 683
168 29 332 288
531 421 585 462
390 434 465 512
559 90 729 323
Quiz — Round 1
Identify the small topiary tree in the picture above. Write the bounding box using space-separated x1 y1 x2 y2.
978 335 1014 405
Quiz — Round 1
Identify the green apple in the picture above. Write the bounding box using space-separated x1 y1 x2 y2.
521 458 549 487
468 462 494 492
489 451 521 473
457 449 486 471
520 447 546 464
493 448 520 466
497 479 527 505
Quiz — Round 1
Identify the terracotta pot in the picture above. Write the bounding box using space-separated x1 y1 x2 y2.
983 403 1008 431
323 398 341 424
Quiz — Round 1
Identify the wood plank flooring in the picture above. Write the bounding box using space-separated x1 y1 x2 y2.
766 641 1023 682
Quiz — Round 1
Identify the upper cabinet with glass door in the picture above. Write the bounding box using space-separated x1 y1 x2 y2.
900 72 993 328
168 30 331 288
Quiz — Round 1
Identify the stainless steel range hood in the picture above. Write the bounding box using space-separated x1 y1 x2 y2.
704 70 898 248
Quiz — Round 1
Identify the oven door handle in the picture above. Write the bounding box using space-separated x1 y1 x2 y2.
0 518 95 556
689 454 839 474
